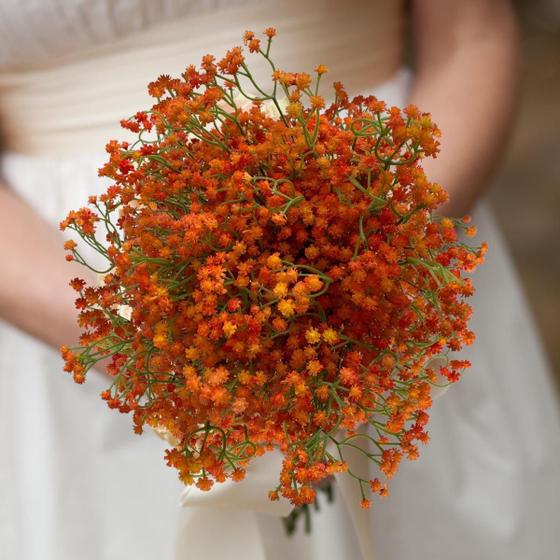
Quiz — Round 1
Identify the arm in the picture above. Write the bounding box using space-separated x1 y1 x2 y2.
0 184 90 349
409 0 519 216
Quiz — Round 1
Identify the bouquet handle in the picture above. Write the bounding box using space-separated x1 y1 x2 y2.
174 450 291 559
174 448 377 559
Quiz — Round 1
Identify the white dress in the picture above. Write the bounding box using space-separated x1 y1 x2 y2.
1 1 559 559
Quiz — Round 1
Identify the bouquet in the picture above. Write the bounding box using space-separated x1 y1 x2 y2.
61 29 485 511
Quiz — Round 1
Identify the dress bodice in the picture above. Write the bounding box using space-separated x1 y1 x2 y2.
0 0 250 71
0 0 404 156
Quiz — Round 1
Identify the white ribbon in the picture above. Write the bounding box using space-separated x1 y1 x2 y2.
173 447 377 560
334 445 377 560
174 450 292 559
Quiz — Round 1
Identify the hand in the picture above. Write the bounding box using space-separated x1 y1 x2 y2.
0 184 94 349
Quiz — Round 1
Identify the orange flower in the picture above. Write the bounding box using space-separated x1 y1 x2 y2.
60 29 485 510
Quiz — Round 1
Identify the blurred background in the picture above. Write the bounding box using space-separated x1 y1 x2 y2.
491 0 560 389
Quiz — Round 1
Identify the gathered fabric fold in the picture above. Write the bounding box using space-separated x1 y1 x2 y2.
174 447 376 560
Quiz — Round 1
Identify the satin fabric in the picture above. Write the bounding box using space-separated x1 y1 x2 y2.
0 0 401 156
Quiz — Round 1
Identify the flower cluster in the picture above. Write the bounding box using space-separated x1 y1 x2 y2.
61 29 485 508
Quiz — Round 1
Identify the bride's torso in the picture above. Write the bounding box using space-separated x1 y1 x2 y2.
0 0 404 156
